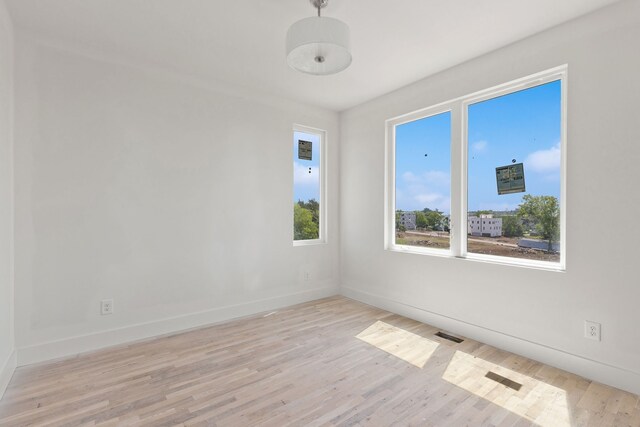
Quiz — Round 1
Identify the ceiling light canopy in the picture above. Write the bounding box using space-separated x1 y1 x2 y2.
286 0 351 76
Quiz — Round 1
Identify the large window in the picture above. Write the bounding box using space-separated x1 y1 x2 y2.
394 112 451 251
386 67 566 269
466 81 562 263
293 126 325 244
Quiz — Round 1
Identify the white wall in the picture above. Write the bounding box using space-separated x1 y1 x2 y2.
340 0 640 394
0 0 15 399
13 35 340 363
6 0 640 399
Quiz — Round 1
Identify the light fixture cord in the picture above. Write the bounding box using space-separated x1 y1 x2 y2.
312 0 327 17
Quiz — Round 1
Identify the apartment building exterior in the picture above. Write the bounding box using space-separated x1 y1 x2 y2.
468 214 502 237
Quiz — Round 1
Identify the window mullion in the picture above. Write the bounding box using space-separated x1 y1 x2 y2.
450 104 464 257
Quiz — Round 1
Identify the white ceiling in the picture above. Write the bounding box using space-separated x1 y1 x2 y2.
5 0 621 111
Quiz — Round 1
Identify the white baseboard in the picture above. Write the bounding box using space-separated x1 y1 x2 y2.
341 285 640 396
18 286 338 367
0 350 17 400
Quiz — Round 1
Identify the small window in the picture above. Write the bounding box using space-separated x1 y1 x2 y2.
293 126 325 244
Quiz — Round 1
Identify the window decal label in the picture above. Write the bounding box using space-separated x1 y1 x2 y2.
496 163 526 195
298 140 312 160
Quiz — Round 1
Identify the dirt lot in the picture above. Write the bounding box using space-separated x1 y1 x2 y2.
396 231 560 262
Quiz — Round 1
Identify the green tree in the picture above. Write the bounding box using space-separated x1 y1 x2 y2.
425 210 444 229
415 211 428 229
442 215 450 232
517 195 560 251
294 203 319 240
395 210 406 232
502 215 524 237
297 199 319 226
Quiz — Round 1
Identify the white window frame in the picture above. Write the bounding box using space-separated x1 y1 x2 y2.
293 124 327 246
385 106 455 258
385 65 567 271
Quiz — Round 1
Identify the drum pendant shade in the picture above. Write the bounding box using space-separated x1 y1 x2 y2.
286 13 351 75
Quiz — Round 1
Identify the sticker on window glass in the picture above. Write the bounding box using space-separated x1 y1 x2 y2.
496 163 525 195
298 140 312 160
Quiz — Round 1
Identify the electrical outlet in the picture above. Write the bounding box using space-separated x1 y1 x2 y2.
303 271 310 281
101 299 114 315
584 320 601 341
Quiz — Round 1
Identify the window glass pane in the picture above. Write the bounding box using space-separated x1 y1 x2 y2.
395 112 451 250
293 130 321 241
467 80 561 262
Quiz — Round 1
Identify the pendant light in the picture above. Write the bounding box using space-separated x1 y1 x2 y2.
286 0 352 76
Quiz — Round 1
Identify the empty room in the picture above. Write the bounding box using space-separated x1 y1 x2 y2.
0 0 639 425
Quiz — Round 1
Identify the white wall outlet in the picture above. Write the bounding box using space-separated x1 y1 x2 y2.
101 299 114 315
303 271 310 281
584 320 601 341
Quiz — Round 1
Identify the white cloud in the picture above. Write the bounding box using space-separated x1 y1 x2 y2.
397 169 451 212
415 193 443 204
471 140 488 152
402 171 420 183
525 142 560 173
424 170 450 186
293 161 319 185
403 170 449 186
413 194 450 212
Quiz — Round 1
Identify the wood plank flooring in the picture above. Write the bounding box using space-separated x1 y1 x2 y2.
1 296 638 426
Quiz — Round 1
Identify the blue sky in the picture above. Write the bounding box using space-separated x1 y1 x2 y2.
293 131 321 203
396 80 561 213
396 111 451 213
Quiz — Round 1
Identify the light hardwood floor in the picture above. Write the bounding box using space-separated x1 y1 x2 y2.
1 296 638 426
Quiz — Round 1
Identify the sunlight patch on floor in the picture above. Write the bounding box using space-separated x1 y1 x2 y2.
443 350 571 426
356 321 439 368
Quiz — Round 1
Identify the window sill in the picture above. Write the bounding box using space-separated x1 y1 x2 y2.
386 245 565 272
388 244 452 258
293 239 326 247
464 253 565 272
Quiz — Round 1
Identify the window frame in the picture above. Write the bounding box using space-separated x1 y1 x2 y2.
293 124 327 246
385 106 455 258
385 66 567 271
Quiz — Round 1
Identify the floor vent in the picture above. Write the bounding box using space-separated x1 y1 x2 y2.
485 371 522 391
434 331 464 343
